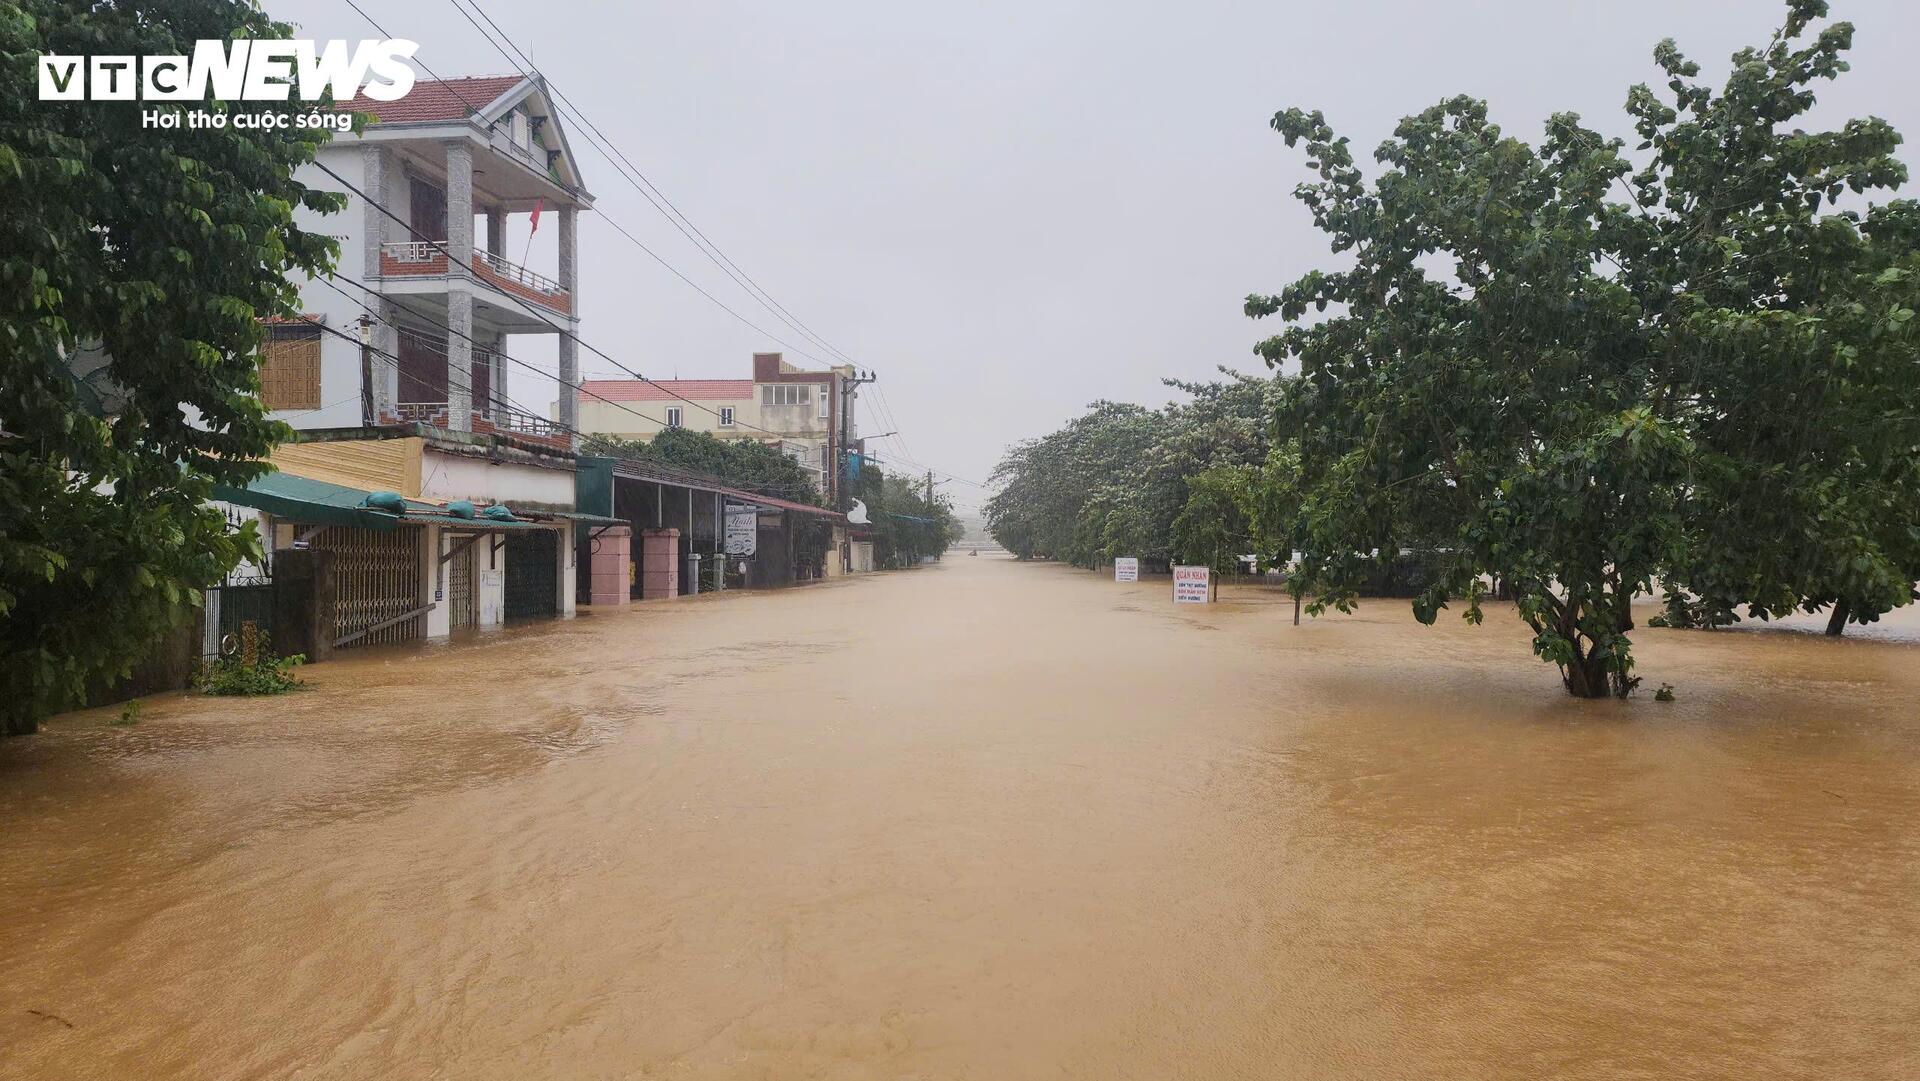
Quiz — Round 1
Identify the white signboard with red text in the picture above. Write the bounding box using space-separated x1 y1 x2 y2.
1172 565 1211 603
1114 557 1139 583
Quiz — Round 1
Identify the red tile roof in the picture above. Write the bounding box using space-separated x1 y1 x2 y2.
581 379 755 402
332 74 527 124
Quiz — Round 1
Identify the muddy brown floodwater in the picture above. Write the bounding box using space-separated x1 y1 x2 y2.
3 555 1918 1079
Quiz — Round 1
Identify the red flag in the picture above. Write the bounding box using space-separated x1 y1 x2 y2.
528 198 544 236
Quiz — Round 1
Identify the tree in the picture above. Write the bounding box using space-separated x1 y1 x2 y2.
985 401 1158 563
852 463 962 568
1 2 343 732
1247 1 1916 696
593 428 825 505
984 378 1278 567
1170 465 1255 575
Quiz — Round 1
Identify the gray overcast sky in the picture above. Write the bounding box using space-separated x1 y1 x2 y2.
267 0 1920 513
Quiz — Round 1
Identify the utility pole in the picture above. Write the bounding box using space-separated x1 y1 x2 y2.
836 369 876 512
357 314 374 426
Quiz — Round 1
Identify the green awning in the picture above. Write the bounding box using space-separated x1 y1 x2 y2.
215 473 562 532
213 472 407 531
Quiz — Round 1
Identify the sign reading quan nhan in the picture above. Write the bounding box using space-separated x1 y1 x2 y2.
1172 565 1211 604
38 39 419 121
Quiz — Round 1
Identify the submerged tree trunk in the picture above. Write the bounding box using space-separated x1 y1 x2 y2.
1557 601 1636 699
1561 648 1615 699
1825 599 1851 637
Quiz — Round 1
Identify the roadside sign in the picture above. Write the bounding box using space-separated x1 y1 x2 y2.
1172 565 1211 604
724 504 758 557
1114 557 1138 582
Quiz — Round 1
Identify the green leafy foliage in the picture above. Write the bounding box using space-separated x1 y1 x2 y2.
985 375 1282 566
193 638 305 697
593 428 825 505
850 463 963 567
1 2 343 731
1246 0 1918 697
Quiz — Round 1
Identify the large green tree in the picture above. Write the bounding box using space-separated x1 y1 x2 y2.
594 428 826 505
985 377 1278 566
851 463 961 568
1249 0 1916 697
1 1 342 732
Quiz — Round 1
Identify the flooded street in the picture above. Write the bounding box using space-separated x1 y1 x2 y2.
3 555 1918 1079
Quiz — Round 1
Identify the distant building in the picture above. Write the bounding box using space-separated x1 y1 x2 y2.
572 352 861 501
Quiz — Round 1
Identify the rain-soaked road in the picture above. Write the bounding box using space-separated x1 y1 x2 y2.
3 555 1918 1079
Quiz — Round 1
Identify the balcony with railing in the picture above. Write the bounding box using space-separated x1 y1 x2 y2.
377 241 573 317
387 399 571 452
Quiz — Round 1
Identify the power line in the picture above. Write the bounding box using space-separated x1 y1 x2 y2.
306 275 825 498
288 297 825 500
335 0 846 370
339 0 501 124
446 0 862 368
316 12 979 494
308 156 798 441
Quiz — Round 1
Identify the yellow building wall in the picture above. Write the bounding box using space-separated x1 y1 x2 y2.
269 437 425 498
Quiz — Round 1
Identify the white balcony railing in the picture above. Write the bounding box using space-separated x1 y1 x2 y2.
382 240 443 265
378 242 571 313
474 250 566 298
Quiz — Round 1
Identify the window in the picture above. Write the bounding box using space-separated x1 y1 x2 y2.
665 406 683 428
719 407 734 427
397 329 449 404
259 323 322 410
821 444 832 476
761 384 812 407
407 177 447 242
819 386 831 419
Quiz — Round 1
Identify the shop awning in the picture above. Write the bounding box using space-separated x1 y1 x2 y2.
215 472 563 532
213 472 408 531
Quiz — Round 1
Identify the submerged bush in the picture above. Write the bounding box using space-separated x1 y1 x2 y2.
194 630 305 697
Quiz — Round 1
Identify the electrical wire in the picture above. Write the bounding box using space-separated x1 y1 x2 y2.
445 0 861 368
322 278 830 498
317 9 981 494
286 303 825 499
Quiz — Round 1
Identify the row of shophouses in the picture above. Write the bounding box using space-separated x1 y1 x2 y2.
199 72 882 663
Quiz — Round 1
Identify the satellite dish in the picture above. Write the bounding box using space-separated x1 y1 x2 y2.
848 499 870 525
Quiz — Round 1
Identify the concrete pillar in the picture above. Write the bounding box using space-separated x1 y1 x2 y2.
423 525 451 639
445 140 474 431
641 528 679 600
559 526 577 617
588 525 631 607
557 205 579 441
368 295 398 422
447 292 473 430
478 537 504 625
361 145 387 279
490 331 507 418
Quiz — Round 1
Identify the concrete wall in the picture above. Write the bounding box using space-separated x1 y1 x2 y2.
587 526 632 607
418 448 575 508
641 529 679 599
274 146 407 432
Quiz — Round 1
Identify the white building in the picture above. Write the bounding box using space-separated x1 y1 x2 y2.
259 73 591 442
214 74 621 650
573 352 861 501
